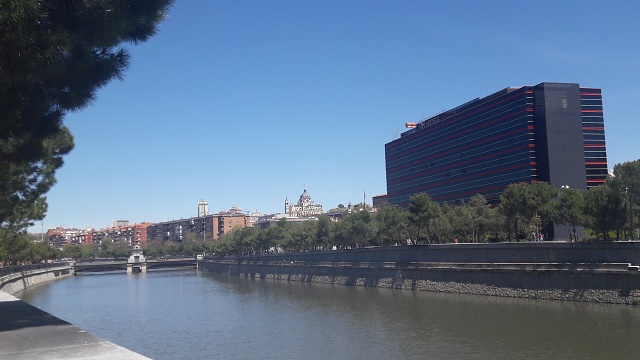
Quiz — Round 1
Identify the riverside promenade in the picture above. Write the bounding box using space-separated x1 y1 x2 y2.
0 291 149 360
0 264 149 360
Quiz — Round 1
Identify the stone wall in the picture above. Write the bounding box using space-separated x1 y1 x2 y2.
199 260 640 305
0 264 73 295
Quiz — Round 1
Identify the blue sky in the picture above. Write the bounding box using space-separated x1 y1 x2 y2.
35 0 640 231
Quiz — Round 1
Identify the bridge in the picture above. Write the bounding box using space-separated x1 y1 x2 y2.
73 258 197 273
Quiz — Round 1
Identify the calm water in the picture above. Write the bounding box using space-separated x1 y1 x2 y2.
16 269 640 360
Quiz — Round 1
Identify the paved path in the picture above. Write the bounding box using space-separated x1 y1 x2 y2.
0 290 149 360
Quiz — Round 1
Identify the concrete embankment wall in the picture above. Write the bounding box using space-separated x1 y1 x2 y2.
235 241 640 264
0 263 73 296
200 243 640 305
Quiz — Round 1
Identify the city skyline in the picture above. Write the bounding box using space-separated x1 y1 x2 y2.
33 1 640 231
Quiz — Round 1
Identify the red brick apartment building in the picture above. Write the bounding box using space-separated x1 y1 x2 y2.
146 208 250 242
48 222 154 248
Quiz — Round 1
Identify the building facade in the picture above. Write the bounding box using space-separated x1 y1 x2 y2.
285 189 324 218
198 200 209 217
372 194 388 209
146 207 250 242
47 227 83 248
385 82 608 237
88 222 153 246
48 223 154 248
147 216 214 242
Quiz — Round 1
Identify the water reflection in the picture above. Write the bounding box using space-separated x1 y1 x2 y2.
16 269 640 360
202 272 640 359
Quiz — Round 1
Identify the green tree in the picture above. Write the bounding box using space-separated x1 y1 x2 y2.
486 206 508 242
583 184 626 241
256 228 274 253
77 243 96 259
431 212 453 243
144 239 168 258
499 183 536 241
447 205 473 243
204 235 234 256
408 192 441 244
272 219 292 252
332 219 354 249
262 224 287 253
23 241 58 263
467 194 493 242
285 221 317 252
344 211 377 247
62 244 81 259
180 232 206 256
232 227 258 255
0 0 173 255
555 188 585 240
315 215 333 250
0 128 73 256
530 182 559 238
611 159 640 239
0 229 29 265
375 204 409 245
98 236 129 258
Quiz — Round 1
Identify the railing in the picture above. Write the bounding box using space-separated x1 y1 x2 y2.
0 262 71 279
206 241 640 267
203 259 638 273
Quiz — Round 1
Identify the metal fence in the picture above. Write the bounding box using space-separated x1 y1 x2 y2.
0 262 72 279
213 241 640 266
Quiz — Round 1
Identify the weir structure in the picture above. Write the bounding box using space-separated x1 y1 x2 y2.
126 244 147 274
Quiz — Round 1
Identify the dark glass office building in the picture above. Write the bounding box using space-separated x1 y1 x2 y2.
385 82 608 217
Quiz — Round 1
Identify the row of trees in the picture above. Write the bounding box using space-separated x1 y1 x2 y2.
138 160 640 256
3 159 639 263
499 159 640 241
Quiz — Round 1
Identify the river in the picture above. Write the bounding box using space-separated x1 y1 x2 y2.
15 268 640 359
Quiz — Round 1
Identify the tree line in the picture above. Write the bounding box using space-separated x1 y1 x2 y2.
3 159 639 264
141 159 640 257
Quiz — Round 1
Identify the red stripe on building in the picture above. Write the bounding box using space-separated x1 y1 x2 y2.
391 163 530 198
387 144 530 185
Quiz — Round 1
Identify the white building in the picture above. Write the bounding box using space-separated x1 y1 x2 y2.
198 200 209 217
285 188 324 218
112 219 129 227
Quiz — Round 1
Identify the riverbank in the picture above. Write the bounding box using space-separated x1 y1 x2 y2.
199 242 640 305
0 264 150 359
0 263 73 295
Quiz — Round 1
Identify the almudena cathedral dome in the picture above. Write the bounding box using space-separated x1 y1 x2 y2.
284 189 324 218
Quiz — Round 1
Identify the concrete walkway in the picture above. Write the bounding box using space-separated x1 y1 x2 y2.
0 290 149 360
